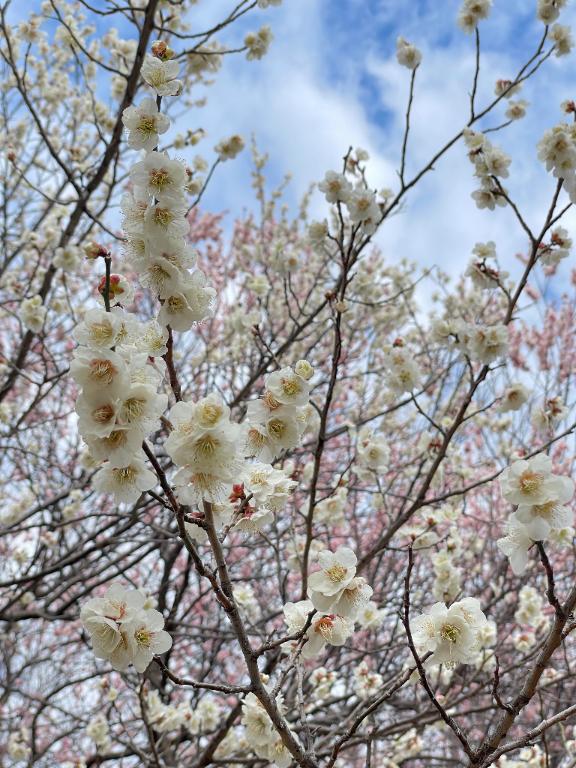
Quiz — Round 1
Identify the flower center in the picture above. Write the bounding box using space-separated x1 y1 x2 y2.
138 116 157 134
263 391 282 410
440 623 461 644
92 404 115 424
135 627 152 647
326 564 347 583
104 430 128 448
89 321 114 344
149 168 171 190
167 295 184 312
533 501 555 519
89 359 117 384
315 616 334 638
519 471 543 495
199 403 222 426
281 377 301 397
112 466 137 485
153 207 174 228
267 419 286 439
122 397 146 422
194 434 219 456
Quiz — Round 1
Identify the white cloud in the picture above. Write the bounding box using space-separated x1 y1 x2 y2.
180 0 576 283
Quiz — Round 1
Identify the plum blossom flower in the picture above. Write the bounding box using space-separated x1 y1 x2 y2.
411 597 490 667
81 584 172 672
92 455 157 503
122 97 170 152
500 454 570 506
308 546 357 598
497 383 530 413
302 614 354 659
497 516 534 575
318 170 352 203
21 295 46 332
141 54 182 96
396 36 422 69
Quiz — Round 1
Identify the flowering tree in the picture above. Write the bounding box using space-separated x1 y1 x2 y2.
2 0 576 766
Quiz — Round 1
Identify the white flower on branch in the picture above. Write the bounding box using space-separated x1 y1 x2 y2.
141 54 182 96
411 597 491 667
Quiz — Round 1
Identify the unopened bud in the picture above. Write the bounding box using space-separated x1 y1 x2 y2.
295 360 314 380
84 241 108 260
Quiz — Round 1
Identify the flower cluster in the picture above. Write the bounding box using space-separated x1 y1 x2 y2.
283 546 374 659
80 583 172 672
464 128 511 210
465 241 507 290
71 306 166 503
457 0 492 33
317 170 382 236
538 119 576 203
497 454 575 574
165 365 308 511
121 134 215 331
463 128 511 211
241 692 293 768
354 660 383 699
384 343 423 394
245 365 312 462
165 393 243 504
145 690 221 736
411 597 492 668
537 226 572 268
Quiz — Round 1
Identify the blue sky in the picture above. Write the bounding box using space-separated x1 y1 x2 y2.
181 0 576 279
13 0 576 278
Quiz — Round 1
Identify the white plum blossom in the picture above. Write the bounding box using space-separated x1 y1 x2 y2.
550 23 573 56
130 152 187 204
141 54 182 96
457 0 492 32
310 667 338 699
81 584 172 672
354 661 383 699
245 26 273 60
497 383 530 413
396 36 422 69
537 0 568 23
308 546 357 598
302 614 354 659
538 226 572 266
515 585 546 628
515 487 574 540
311 575 373 619
265 366 310 407
318 170 352 203
241 692 295 767
283 599 314 634
411 597 491 667
500 454 570 507
92 455 157 503
385 345 423 393
497 516 535 575
357 601 386 630
54 244 82 271
122 97 170 151
21 295 46 332
315 486 348 525
346 187 381 225
166 394 243 504
466 324 508 363
214 134 245 160
505 99 529 121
